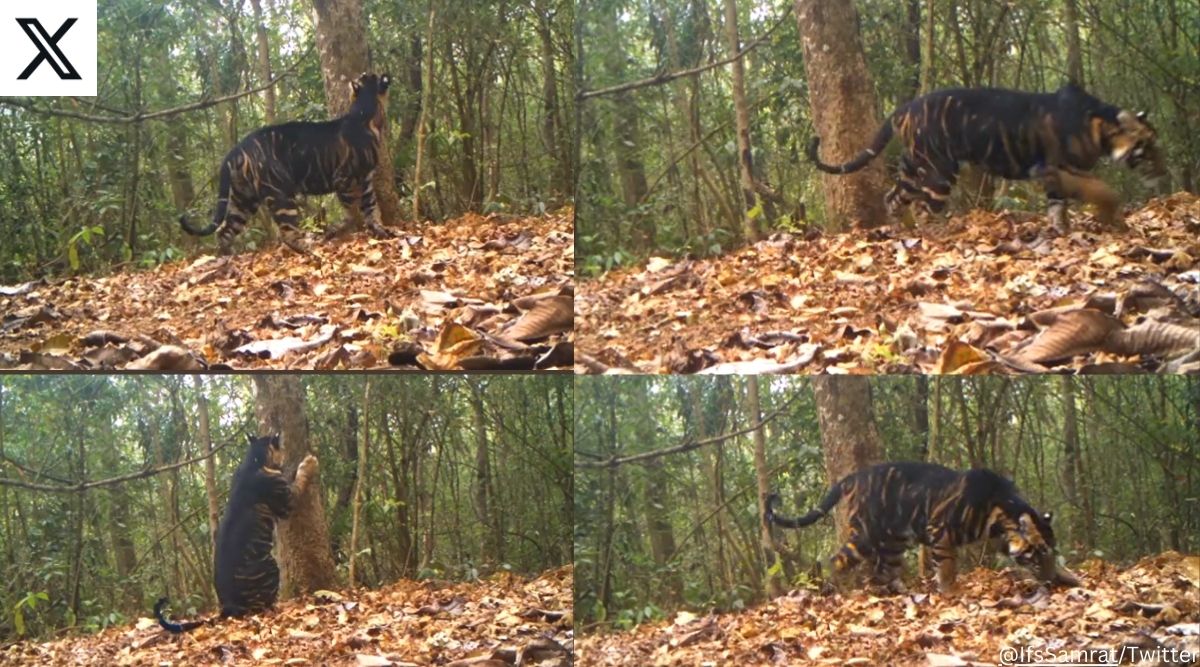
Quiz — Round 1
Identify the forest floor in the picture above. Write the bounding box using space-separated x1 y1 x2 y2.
0 211 573 370
576 195 1200 374
575 553 1199 666
1 565 572 666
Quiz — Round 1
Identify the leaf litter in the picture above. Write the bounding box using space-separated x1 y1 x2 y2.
0 211 573 370
576 195 1200 374
575 552 1199 666
0 566 572 667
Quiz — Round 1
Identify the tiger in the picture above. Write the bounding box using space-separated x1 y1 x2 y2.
807 83 1166 231
180 72 395 255
765 461 1058 594
155 434 318 632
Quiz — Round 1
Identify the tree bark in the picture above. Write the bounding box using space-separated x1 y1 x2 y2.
252 376 337 598
811 376 883 538
193 376 220 563
248 0 277 123
722 0 762 242
349 379 369 587
469 381 498 564
311 0 403 228
1064 0 1084 85
795 0 889 228
412 1 437 221
749 377 785 598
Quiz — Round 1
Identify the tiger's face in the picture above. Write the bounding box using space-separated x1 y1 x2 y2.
1101 110 1167 185
1005 511 1057 581
247 434 284 470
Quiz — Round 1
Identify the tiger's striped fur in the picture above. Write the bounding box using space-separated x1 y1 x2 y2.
766 462 1057 593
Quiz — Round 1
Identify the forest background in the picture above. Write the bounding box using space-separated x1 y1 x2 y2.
0 374 573 643
0 0 576 281
574 375 1200 631
577 0 1199 274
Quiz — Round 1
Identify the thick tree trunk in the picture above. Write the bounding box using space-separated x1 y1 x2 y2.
795 0 889 228
811 377 883 539
469 382 499 564
311 0 403 228
252 376 337 598
633 380 683 602
722 0 761 242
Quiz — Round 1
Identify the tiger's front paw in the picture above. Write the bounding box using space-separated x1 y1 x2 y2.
295 454 319 491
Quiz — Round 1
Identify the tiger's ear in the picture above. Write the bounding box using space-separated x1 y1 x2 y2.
379 74 391 94
269 433 280 446
1136 110 1148 121
246 434 255 445
1019 513 1036 534
349 77 363 96
1043 511 1053 524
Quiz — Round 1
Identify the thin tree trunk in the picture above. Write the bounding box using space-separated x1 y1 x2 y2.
249 0 277 122
722 0 762 241
193 376 220 564
749 377 785 598
412 1 437 221
1064 0 1084 84
349 379 370 587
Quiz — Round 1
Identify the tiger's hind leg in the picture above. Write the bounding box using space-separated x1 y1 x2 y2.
869 538 909 594
930 535 959 594
827 536 870 592
268 197 313 255
217 196 259 256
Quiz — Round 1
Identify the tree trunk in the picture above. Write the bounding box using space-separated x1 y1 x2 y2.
1061 376 1083 553
469 381 498 564
1064 0 1084 85
811 376 883 538
249 0 277 123
412 1 437 221
904 0 922 100
194 376 220 564
349 379 370 587
722 0 762 242
749 377 785 598
921 0 935 93
252 376 337 598
634 380 683 603
311 0 403 228
795 0 889 228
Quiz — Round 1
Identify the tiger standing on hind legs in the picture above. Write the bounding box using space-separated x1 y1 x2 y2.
179 72 397 256
154 434 319 632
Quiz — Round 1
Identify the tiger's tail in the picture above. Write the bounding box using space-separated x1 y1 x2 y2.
154 597 206 633
765 482 844 529
806 119 895 175
179 161 232 237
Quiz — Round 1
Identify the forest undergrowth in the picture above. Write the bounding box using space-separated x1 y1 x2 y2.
0 211 574 371
576 554 1199 666
576 196 1200 374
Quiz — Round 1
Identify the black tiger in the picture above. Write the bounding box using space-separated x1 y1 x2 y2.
807 83 1166 230
155 434 318 632
180 72 395 255
765 462 1057 593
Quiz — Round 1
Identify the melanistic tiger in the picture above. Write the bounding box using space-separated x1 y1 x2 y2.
765 462 1057 593
807 83 1166 230
180 72 394 255
155 434 318 632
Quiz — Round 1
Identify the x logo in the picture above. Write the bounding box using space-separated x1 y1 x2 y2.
17 18 81 80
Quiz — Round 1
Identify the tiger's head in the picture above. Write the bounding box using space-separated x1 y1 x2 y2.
1095 109 1167 186
246 433 284 471
348 72 391 127
989 503 1057 582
